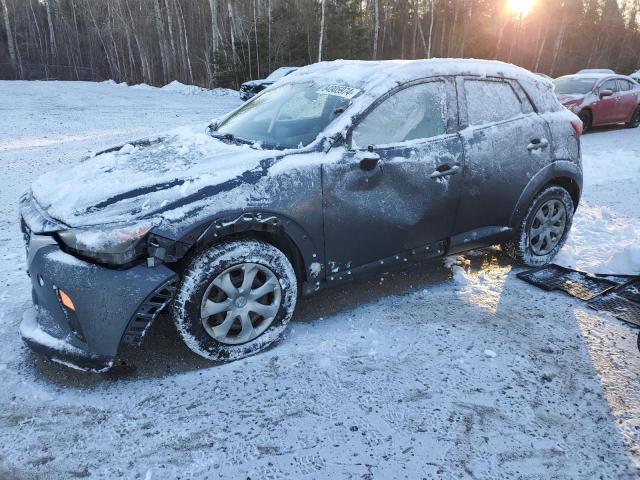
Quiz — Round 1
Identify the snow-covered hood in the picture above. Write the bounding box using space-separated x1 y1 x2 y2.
242 80 273 89
557 93 585 104
30 125 277 228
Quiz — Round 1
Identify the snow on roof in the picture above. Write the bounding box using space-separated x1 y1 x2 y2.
281 58 545 94
576 68 615 74
270 58 562 138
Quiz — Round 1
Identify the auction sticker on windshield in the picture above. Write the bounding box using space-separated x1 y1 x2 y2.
317 85 361 99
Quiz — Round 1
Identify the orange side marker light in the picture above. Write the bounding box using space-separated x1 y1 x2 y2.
58 289 76 311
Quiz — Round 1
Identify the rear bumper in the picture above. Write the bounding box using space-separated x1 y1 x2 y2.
20 235 177 371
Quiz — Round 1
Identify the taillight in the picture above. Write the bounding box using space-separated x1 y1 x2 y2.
571 118 583 137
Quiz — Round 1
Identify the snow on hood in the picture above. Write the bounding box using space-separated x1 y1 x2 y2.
557 93 584 103
30 125 278 228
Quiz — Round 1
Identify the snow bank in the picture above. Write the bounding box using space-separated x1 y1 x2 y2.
554 204 640 275
103 78 237 96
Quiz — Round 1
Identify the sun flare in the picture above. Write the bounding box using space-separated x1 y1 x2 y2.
506 0 536 17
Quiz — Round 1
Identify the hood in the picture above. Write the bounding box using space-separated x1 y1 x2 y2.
557 93 585 104
31 125 277 228
242 80 273 88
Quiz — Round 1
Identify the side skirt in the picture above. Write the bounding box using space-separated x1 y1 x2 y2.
448 226 513 256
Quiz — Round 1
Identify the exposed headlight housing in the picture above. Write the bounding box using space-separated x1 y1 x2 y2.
57 219 160 266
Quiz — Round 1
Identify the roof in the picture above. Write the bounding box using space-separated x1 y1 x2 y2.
268 58 563 138
281 58 546 95
559 73 635 82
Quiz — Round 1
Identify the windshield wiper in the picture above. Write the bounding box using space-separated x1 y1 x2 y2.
208 131 254 146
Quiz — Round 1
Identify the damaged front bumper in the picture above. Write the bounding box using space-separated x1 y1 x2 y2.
20 230 177 372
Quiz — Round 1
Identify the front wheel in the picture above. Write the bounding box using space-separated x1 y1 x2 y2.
625 107 640 128
502 185 574 267
578 110 592 133
172 239 298 362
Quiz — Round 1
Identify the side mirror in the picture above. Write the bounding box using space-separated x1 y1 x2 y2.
599 89 613 99
358 148 380 171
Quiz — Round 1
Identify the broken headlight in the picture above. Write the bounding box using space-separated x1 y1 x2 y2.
57 219 160 266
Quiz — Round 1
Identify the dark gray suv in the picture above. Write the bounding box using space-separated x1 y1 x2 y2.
19 59 583 371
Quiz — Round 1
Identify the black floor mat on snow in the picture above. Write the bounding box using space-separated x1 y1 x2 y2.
588 279 640 327
518 264 640 327
516 264 620 301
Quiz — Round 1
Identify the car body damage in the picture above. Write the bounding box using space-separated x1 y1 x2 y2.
19 58 583 370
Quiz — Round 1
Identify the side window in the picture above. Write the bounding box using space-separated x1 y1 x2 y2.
601 79 619 93
464 80 523 125
352 81 446 148
618 80 631 92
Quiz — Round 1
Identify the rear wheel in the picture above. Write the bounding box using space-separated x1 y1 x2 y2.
502 185 574 267
578 110 592 133
625 107 640 128
172 239 298 362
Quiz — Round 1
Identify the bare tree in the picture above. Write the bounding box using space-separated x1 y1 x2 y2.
0 0 18 74
318 0 326 61
372 0 379 59
44 0 57 58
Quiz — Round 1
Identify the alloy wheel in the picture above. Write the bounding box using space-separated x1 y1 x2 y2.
528 199 567 256
200 263 282 345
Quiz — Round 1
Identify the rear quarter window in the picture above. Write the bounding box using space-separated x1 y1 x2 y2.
464 80 523 125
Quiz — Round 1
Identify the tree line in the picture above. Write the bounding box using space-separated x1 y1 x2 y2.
1 0 639 89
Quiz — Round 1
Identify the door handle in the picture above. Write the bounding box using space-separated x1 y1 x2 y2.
431 164 461 179
527 138 549 151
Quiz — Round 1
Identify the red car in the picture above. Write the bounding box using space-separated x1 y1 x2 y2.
554 74 640 132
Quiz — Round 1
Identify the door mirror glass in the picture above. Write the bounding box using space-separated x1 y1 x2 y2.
599 89 614 98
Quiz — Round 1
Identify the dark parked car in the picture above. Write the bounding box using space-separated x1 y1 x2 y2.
20 59 583 371
553 73 640 132
239 66 298 100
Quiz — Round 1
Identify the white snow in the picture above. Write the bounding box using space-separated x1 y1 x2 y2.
0 80 639 479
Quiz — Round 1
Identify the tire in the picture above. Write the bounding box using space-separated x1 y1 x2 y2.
625 107 640 128
578 110 592 133
172 239 298 362
502 185 574 267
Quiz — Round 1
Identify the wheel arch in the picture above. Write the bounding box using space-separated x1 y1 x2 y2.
579 107 593 127
509 161 583 230
170 211 322 289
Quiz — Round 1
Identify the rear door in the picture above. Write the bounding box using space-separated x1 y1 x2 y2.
454 77 553 235
322 78 463 273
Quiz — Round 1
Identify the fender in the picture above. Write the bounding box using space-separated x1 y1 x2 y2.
509 160 583 229
148 210 324 293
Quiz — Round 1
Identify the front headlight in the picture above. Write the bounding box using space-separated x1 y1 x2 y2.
57 219 160 266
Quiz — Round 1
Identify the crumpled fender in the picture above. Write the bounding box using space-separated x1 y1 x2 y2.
152 211 323 291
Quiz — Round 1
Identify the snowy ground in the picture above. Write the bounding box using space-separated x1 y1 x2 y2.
1 81 639 479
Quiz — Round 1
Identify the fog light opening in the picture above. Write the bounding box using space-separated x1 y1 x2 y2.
58 289 76 311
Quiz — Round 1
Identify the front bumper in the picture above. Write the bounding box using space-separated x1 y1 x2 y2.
20 234 177 371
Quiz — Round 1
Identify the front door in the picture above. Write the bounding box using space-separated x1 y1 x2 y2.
322 79 463 274
593 79 620 125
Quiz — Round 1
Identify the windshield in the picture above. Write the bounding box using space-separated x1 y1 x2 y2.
266 68 293 82
215 82 355 149
553 77 597 95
